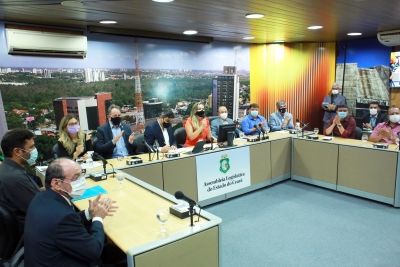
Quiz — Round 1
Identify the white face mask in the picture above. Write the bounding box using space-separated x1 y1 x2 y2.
332 90 339 95
220 113 228 120
389 114 400 123
369 109 378 115
61 175 87 199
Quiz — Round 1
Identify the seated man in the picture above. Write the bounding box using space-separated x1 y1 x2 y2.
368 106 400 144
24 158 117 267
241 103 268 136
324 104 356 138
96 104 138 159
269 100 294 132
211 106 241 140
0 129 41 237
144 111 177 152
362 101 387 130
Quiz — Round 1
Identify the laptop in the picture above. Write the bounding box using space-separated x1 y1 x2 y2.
184 140 206 155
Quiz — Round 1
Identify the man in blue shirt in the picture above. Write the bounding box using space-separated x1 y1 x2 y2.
322 82 346 130
96 105 138 159
269 100 294 132
241 103 268 136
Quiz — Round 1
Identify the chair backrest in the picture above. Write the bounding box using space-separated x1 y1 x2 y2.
91 137 98 153
208 116 219 124
52 143 59 159
134 134 148 153
9 247 24 267
0 204 19 261
355 127 363 140
174 127 187 148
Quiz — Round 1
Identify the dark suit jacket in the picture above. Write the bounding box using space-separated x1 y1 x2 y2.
362 112 387 129
24 189 104 267
144 120 177 148
96 122 138 159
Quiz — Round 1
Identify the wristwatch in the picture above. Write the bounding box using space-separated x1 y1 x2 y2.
337 124 342 128
390 135 394 140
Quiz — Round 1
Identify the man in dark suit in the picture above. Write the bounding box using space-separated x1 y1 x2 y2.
96 104 138 159
362 101 387 130
24 158 117 267
144 111 177 153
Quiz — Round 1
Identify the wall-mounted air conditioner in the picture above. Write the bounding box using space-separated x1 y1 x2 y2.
6 29 87 58
377 29 400 47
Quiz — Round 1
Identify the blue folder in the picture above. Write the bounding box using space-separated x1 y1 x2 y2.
72 185 107 202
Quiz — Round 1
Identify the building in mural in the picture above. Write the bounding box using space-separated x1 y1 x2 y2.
143 98 162 119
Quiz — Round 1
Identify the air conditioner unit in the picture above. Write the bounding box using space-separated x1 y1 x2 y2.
6 29 87 58
377 29 400 46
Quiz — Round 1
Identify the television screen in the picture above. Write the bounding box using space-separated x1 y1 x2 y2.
390 52 400 87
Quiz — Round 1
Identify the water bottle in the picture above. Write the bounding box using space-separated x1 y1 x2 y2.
86 154 93 171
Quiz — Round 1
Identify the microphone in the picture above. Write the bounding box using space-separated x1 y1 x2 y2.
142 140 155 153
175 191 198 206
296 118 307 126
300 123 309 131
253 124 261 134
258 123 266 134
93 152 114 176
210 137 214 150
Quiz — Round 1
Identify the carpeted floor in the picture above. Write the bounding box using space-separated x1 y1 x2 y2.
205 180 400 267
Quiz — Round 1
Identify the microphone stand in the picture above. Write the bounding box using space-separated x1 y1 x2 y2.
210 137 213 150
189 203 195 227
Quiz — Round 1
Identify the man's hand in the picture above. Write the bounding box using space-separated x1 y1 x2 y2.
333 115 341 125
378 128 391 139
113 130 124 144
363 123 373 130
89 194 118 219
329 104 336 111
170 145 177 150
128 132 135 143
161 145 170 153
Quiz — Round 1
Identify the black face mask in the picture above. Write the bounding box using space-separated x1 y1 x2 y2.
111 116 121 125
279 108 286 113
196 110 205 117
162 122 171 128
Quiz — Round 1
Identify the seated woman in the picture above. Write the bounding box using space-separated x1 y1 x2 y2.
184 102 216 147
57 114 92 160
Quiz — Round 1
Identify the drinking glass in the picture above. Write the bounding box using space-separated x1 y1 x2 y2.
396 138 399 149
156 207 169 233
266 127 270 134
116 171 125 189
362 134 368 145
117 156 124 161
239 132 244 144
314 128 319 135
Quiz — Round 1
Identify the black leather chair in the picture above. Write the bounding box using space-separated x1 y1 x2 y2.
9 247 24 267
134 134 148 154
91 137 98 153
52 143 59 159
208 116 219 124
174 127 187 148
0 204 20 262
355 127 363 140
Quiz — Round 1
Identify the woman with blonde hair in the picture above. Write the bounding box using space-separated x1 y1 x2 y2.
183 102 216 147
57 114 92 160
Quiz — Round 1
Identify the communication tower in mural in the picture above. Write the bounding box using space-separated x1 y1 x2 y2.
132 37 145 133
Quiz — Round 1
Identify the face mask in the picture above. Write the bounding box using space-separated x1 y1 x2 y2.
220 113 228 120
251 110 258 117
332 90 339 95
279 108 286 113
19 148 38 165
61 175 87 199
196 110 205 118
389 114 400 123
67 125 80 134
162 122 171 128
338 112 347 119
110 116 121 125
369 109 378 115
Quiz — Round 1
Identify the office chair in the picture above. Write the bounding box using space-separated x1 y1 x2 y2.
355 127 363 140
134 134 148 154
0 204 20 262
91 137 98 153
9 247 24 267
52 143 59 159
174 127 187 148
208 116 219 123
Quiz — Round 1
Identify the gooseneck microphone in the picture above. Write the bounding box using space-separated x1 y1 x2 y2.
296 118 307 126
210 137 214 150
175 191 197 206
93 152 114 176
142 140 155 161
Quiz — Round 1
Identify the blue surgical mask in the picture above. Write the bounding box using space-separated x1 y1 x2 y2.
19 148 38 165
251 110 258 117
338 112 347 119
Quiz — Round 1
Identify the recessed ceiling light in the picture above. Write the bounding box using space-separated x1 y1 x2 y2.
152 0 174 2
245 13 264 19
183 30 198 35
293 34 306 38
243 36 255 40
274 40 284 43
212 22 227 27
61 1 82 7
308 26 323 30
348 32 362 36
99 20 117 24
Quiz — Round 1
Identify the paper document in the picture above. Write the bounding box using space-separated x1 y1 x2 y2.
81 161 103 169
72 185 107 202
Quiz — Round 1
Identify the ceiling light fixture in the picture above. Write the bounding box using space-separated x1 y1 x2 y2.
152 0 174 2
212 22 227 27
274 40 284 43
347 32 362 36
99 20 117 24
183 30 198 35
308 26 323 30
243 36 255 40
61 1 83 7
245 13 264 19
